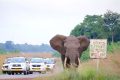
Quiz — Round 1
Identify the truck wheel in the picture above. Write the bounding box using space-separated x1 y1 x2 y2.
29 71 33 74
19 72 22 74
11 72 14 75
27 71 29 74
7 72 11 75
2 71 6 74
15 72 19 75
24 71 27 75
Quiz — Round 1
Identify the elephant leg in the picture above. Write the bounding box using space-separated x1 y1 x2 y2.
61 55 65 68
66 58 70 68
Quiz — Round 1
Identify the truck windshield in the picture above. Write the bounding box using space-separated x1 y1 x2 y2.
30 58 44 63
10 57 26 63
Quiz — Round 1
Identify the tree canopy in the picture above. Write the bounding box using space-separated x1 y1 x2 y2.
70 11 120 43
104 10 120 43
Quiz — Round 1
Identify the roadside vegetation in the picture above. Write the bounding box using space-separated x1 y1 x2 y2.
46 68 120 80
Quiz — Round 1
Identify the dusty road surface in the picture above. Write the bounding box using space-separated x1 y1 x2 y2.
0 72 55 80
0 73 39 80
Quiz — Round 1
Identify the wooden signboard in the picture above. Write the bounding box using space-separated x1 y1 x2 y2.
90 39 107 59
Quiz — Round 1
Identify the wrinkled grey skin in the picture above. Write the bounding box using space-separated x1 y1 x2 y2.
50 35 90 68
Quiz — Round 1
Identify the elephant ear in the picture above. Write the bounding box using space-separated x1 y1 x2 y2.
77 36 90 53
50 35 67 55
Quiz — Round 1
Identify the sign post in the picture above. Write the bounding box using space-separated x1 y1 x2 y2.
90 39 107 73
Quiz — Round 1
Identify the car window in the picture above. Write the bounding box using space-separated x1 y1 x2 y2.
44 60 54 64
10 57 26 63
30 58 44 63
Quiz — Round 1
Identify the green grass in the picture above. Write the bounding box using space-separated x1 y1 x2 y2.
107 42 120 54
49 67 120 80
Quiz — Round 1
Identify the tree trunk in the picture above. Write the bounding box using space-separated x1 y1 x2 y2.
111 31 114 44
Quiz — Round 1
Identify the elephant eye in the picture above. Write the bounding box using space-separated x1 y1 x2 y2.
64 46 67 50
64 39 66 42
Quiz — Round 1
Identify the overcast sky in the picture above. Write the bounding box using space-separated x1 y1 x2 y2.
0 0 120 45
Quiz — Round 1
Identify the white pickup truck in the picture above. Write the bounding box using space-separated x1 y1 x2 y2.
29 58 47 74
2 57 29 75
44 58 55 72
2 58 12 74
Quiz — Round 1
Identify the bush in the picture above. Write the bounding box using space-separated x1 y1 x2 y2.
52 51 61 57
80 49 90 62
107 42 120 54
0 49 7 54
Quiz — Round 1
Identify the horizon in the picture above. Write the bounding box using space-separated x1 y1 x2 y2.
0 41 49 45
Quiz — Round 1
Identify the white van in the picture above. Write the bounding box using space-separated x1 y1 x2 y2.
2 58 12 74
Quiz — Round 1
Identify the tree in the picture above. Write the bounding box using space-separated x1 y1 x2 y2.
103 10 120 43
70 15 106 39
70 24 84 36
5 41 15 51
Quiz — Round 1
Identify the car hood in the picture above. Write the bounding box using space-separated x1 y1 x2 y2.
9 63 26 66
30 63 45 65
46 64 55 66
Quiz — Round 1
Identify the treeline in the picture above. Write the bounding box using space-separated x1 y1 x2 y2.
70 10 120 43
0 41 54 54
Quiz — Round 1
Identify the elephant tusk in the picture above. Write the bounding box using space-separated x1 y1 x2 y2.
64 57 67 68
78 58 81 66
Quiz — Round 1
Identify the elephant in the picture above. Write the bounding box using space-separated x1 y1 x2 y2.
49 35 90 68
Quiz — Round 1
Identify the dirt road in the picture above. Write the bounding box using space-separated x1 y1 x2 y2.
0 72 56 80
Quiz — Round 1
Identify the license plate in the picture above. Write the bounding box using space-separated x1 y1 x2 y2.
12 68 21 71
46 68 50 70
33 68 40 70
15 69 21 71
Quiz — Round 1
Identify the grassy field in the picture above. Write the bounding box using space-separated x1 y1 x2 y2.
34 51 120 80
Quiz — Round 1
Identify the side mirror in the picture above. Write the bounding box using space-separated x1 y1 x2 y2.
26 61 29 63
44 62 47 64
7 61 10 64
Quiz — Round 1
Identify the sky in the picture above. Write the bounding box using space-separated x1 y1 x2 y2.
0 0 120 45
